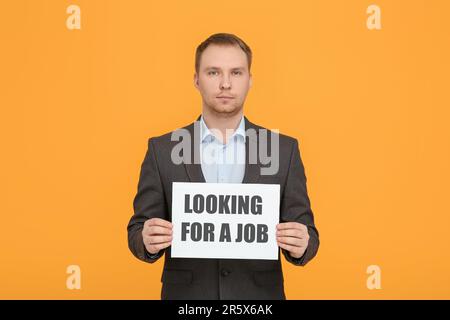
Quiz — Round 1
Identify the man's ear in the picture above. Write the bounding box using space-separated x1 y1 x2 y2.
249 73 253 88
194 73 199 89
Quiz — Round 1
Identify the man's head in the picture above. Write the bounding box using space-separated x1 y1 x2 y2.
194 33 253 117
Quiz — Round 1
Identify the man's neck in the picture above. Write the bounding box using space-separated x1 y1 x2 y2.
201 107 243 144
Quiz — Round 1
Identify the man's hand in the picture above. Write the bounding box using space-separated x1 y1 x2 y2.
276 222 310 259
142 218 173 254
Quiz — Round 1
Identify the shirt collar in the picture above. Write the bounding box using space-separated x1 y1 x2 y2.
200 114 246 144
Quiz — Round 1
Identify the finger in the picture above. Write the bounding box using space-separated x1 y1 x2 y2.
147 225 173 235
145 237 171 247
276 229 304 238
277 222 304 230
277 236 304 247
148 218 173 229
149 241 172 252
277 241 298 254
148 235 173 245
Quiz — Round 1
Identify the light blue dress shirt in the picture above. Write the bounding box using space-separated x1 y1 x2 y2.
200 115 246 184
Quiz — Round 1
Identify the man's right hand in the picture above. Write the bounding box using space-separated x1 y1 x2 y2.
142 218 173 254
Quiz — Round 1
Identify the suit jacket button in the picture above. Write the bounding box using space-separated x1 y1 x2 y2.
221 269 231 277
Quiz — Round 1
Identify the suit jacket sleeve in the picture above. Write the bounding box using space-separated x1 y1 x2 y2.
280 138 320 266
127 137 168 264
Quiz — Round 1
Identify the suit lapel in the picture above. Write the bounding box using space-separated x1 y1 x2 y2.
183 114 260 184
242 116 260 184
184 115 206 183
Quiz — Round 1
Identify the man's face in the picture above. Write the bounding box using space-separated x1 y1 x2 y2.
194 44 252 116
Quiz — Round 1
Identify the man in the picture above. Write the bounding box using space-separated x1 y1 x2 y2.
127 33 319 299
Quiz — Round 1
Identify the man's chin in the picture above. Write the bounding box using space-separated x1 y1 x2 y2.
210 104 241 115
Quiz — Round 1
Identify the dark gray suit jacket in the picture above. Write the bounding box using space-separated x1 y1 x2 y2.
127 115 319 300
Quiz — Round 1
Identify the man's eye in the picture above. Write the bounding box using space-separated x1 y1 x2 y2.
232 71 242 75
208 71 218 75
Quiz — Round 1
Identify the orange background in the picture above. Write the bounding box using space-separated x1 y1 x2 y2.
1 0 449 299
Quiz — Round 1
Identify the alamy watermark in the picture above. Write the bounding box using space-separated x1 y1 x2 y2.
170 121 280 176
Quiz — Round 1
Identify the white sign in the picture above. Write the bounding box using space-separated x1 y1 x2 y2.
171 182 280 260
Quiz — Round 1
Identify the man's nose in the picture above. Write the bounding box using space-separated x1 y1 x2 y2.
220 75 232 89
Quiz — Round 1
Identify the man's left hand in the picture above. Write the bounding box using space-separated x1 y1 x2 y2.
276 222 310 259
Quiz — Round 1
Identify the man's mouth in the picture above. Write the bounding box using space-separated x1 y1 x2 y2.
217 96 234 99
